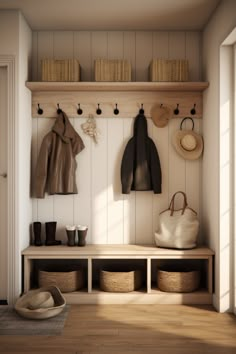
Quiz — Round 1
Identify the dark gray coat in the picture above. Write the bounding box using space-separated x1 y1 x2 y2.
121 113 162 194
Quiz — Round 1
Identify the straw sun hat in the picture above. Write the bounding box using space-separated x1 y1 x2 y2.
151 103 171 128
172 117 203 160
15 286 66 320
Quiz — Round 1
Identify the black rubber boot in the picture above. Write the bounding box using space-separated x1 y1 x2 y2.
45 222 61 246
33 222 43 246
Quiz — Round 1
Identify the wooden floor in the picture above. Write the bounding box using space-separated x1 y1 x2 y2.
0 304 236 354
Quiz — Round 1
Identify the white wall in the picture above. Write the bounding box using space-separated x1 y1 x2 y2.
0 11 19 55
31 30 203 245
0 10 32 301
202 0 236 312
18 13 32 276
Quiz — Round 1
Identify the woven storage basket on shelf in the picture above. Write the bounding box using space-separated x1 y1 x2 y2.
41 59 80 82
149 59 189 82
157 267 200 293
94 59 131 82
39 268 84 293
100 269 142 292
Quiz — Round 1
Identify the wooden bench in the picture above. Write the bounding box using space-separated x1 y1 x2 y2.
22 244 214 304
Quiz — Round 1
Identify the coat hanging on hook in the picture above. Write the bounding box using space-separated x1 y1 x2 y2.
34 110 85 198
121 113 162 194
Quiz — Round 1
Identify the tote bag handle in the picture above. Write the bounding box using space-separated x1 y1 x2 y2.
168 191 188 216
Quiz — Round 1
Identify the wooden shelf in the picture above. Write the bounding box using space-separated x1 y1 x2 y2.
26 81 209 92
22 245 214 305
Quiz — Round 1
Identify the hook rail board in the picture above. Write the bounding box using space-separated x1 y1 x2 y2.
26 81 209 119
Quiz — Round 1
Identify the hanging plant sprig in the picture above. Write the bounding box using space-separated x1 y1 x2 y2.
81 114 100 144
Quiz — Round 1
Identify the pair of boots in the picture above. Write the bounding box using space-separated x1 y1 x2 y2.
33 222 61 246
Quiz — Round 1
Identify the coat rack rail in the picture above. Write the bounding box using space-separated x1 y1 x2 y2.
29 90 204 119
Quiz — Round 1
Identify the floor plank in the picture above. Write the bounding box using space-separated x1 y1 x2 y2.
0 305 236 354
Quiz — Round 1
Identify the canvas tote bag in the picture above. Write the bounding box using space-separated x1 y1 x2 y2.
154 191 199 249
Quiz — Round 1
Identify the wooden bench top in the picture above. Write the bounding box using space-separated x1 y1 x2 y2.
22 244 214 258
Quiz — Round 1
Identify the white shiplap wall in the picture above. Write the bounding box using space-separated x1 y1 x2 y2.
31 31 202 245
32 31 201 82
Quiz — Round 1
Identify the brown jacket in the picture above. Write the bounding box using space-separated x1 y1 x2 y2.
34 111 85 198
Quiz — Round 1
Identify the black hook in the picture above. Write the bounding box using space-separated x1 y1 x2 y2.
174 103 179 115
77 103 83 115
114 103 119 115
139 103 144 114
190 104 196 115
57 103 62 114
96 104 102 115
37 103 43 115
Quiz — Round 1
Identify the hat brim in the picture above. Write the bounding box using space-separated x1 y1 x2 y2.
172 130 203 160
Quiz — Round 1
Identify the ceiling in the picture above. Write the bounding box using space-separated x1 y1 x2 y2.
0 0 221 31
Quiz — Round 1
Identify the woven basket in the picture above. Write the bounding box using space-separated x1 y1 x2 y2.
149 59 189 82
95 59 131 82
41 59 80 82
157 267 200 293
39 268 84 293
100 269 142 292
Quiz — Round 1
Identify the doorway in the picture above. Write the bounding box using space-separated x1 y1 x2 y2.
0 66 8 304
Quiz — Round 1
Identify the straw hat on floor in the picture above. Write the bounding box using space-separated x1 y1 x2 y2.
15 286 66 320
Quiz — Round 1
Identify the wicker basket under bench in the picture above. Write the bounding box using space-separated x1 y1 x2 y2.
22 245 214 305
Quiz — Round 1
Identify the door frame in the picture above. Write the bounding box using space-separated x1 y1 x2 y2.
0 55 18 305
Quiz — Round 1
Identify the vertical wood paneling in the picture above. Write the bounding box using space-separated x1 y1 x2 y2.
168 119 186 208
107 32 123 59
123 118 136 244
152 122 169 243
107 118 124 244
152 32 169 59
91 32 108 81
31 30 202 245
135 32 153 81
31 32 38 81
168 32 186 59
135 118 154 245
186 118 201 224
36 119 54 242
123 32 136 81
52 117 75 243
91 119 108 244
74 32 92 81
53 194 74 243
74 117 92 243
53 31 74 59
48 32 77 243
37 31 54 81
31 118 38 222
167 31 187 209
34 30 201 82
186 31 201 81
136 191 153 244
